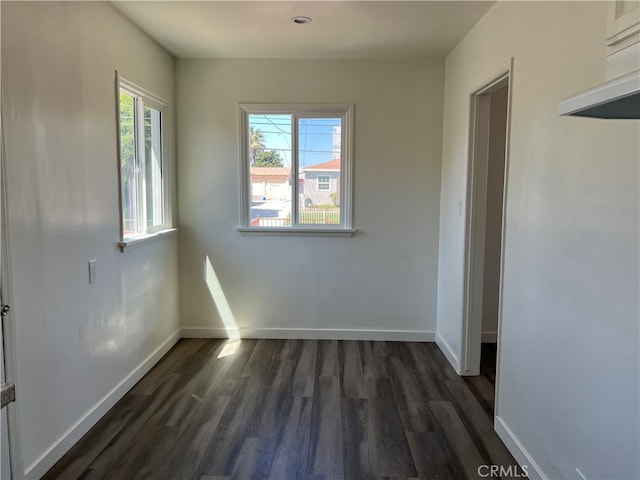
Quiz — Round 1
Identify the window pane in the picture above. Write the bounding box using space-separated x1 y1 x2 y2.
144 105 163 228
298 117 341 225
119 92 138 236
248 114 292 227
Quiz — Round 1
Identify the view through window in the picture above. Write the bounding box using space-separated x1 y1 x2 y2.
247 113 343 228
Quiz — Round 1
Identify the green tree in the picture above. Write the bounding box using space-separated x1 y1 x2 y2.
119 92 135 170
249 127 265 164
253 150 284 167
119 92 137 232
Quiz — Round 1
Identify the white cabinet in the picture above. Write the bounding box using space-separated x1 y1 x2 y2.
607 0 640 55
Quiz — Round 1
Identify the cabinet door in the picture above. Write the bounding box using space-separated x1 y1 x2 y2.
607 0 640 55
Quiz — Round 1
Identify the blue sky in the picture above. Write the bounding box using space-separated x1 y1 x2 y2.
249 114 341 168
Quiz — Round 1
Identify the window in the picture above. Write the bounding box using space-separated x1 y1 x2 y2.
317 175 331 191
238 104 354 236
117 76 171 244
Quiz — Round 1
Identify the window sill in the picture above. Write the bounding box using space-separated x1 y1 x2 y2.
118 228 177 252
236 227 356 237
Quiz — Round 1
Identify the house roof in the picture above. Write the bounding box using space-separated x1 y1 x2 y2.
250 167 290 177
305 159 340 171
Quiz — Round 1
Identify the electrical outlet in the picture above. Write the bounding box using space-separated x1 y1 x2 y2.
576 468 587 480
88 260 97 284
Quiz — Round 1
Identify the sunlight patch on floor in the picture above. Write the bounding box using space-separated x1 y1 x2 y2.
217 338 242 359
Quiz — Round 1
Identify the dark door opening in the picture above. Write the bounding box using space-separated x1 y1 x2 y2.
464 82 509 418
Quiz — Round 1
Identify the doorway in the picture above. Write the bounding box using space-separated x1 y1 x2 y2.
1 152 20 480
1 23 20 474
460 65 511 419
1 104 12 479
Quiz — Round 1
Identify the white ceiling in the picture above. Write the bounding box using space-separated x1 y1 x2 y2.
112 1 495 59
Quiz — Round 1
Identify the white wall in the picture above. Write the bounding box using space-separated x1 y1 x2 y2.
437 2 639 478
177 59 443 340
1 3 179 477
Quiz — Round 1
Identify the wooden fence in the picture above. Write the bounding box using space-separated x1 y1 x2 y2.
250 209 340 227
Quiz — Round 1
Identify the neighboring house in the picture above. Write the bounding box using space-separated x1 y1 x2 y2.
301 158 340 207
250 166 290 201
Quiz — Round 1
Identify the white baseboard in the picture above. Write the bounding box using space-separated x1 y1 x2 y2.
181 327 435 342
494 415 547 480
482 331 498 343
24 329 181 479
435 332 460 373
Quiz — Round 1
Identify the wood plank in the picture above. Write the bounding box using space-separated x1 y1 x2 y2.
292 340 317 397
193 379 268 476
384 341 419 371
193 435 247 478
406 430 466 479
256 369 295 438
230 437 274 479
111 425 184 479
268 396 313 479
127 339 214 396
153 394 231 479
360 341 387 378
339 340 365 399
386 356 438 432
367 377 417 477
316 340 339 377
423 343 463 383
87 373 186 471
207 339 258 382
77 467 126 480
341 397 376 479
41 394 147 480
445 380 518 469
308 376 343 477
429 400 487 479
242 339 285 380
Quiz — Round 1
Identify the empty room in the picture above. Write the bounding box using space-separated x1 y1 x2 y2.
0 1 638 479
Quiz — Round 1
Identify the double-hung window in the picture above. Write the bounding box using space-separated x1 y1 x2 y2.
117 75 171 245
317 175 331 191
238 104 354 236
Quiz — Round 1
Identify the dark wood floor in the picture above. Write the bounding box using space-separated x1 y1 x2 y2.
463 343 498 419
44 339 519 480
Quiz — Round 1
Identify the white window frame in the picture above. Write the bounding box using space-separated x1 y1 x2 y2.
237 104 355 237
317 175 331 191
116 74 174 250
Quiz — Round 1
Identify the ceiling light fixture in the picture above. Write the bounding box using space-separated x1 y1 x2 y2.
291 16 312 25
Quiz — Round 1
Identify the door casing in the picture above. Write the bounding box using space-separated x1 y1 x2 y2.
459 60 513 427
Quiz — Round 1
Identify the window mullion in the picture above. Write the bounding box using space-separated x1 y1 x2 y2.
159 113 166 228
291 115 299 228
340 110 351 229
136 97 147 233
339 113 346 228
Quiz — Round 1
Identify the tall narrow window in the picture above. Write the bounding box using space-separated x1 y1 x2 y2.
119 91 138 235
144 105 163 228
238 104 354 235
117 76 170 241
